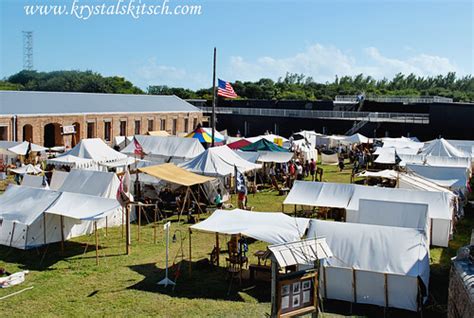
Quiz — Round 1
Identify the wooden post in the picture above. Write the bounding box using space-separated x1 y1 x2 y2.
323 265 327 300
43 212 47 245
94 221 99 265
215 232 220 267
282 203 284 213
178 188 190 222
126 204 131 255
384 273 388 308
105 216 108 237
9 222 16 247
313 259 320 318
270 260 278 317
153 205 157 244
60 215 65 254
188 228 192 276
294 204 297 217
352 268 357 304
189 188 204 221
138 205 141 242
121 206 124 238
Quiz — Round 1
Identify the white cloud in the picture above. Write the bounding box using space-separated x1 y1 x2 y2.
225 44 460 83
133 57 209 90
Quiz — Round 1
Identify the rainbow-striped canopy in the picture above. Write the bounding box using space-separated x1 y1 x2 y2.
186 127 224 144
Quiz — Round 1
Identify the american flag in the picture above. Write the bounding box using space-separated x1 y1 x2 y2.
217 79 238 98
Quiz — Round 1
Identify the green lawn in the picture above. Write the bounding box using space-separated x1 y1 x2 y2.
0 164 472 317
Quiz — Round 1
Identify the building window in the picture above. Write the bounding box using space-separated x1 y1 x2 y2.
0 126 8 141
172 119 177 135
135 120 141 135
184 118 189 133
193 118 198 130
148 119 154 132
104 122 111 141
120 121 127 136
87 122 95 138
160 119 166 131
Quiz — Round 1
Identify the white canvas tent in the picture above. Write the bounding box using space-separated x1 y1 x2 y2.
234 150 294 164
121 135 204 164
190 209 309 244
49 170 69 190
113 136 134 150
405 164 469 192
341 133 370 145
9 164 42 175
46 154 97 170
21 174 49 189
284 181 454 247
180 146 261 177
8 141 47 155
420 138 469 158
0 185 121 249
59 169 120 199
308 220 429 312
321 152 339 165
64 138 127 164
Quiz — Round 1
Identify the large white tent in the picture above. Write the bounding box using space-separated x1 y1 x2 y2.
121 135 204 163
308 220 429 312
284 181 454 247
49 170 69 190
341 133 370 145
190 209 309 244
179 146 261 177
58 169 120 199
420 138 469 158
405 164 469 192
8 141 47 155
46 154 97 170
64 138 127 164
0 185 121 249
21 174 49 189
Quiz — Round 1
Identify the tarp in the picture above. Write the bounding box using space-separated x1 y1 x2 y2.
46 154 96 169
8 141 47 155
179 146 261 177
147 130 170 137
240 138 289 152
308 220 429 312
9 164 42 175
321 152 339 165
139 163 214 187
341 133 370 145
64 138 127 163
21 174 49 189
405 164 469 190
49 170 69 190
190 209 309 245
46 192 120 220
59 169 120 199
121 135 204 163
420 138 469 158
284 181 355 208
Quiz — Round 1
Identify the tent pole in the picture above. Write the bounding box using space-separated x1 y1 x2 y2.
60 215 64 254
215 232 220 267
126 204 131 255
94 221 99 265
138 205 141 242
188 228 192 276
154 205 157 244
9 222 16 247
384 273 388 314
121 206 124 238
189 187 204 221
178 188 190 222
352 267 357 305
43 212 47 245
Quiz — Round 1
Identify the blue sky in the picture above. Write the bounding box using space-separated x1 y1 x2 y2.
1 0 473 89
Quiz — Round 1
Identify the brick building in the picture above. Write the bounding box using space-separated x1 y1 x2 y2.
0 91 204 147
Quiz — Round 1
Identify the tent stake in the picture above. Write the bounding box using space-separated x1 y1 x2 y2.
94 221 99 265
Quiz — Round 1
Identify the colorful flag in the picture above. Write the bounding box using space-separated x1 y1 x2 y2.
133 138 145 156
217 79 238 99
234 165 247 194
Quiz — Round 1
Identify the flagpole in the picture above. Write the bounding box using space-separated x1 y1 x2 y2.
211 47 217 148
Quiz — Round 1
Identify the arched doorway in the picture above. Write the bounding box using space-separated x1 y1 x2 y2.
72 122 81 147
44 123 63 148
23 124 33 142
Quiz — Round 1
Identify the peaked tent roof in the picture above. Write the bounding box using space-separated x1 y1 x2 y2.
226 139 251 150
420 138 468 158
64 138 127 163
121 135 204 160
139 163 215 187
8 141 47 155
179 146 261 177
9 164 43 175
240 138 289 152
186 127 225 144
190 209 310 245
342 133 370 144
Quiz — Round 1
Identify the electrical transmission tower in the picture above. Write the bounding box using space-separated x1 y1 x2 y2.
22 31 34 70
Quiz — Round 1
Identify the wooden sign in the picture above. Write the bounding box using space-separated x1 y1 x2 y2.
277 272 318 317
61 125 76 135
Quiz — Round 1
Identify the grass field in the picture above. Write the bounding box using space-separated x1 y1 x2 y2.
0 163 472 317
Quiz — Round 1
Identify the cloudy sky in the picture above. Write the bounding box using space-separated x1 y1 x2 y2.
1 0 472 89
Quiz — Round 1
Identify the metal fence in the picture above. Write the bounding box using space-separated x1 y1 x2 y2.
335 95 453 104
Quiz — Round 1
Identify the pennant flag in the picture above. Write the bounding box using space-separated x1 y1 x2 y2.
133 138 145 156
234 165 247 194
217 79 238 99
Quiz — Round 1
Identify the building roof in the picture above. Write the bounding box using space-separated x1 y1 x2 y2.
0 91 201 116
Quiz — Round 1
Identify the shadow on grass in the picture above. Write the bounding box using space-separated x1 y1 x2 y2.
127 260 270 302
0 241 114 270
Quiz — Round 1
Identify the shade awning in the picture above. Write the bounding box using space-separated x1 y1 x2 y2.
139 163 215 187
268 237 333 267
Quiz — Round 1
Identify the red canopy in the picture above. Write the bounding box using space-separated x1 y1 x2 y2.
226 139 251 150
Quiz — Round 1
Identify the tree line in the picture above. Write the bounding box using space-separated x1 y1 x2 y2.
2 70 473 102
